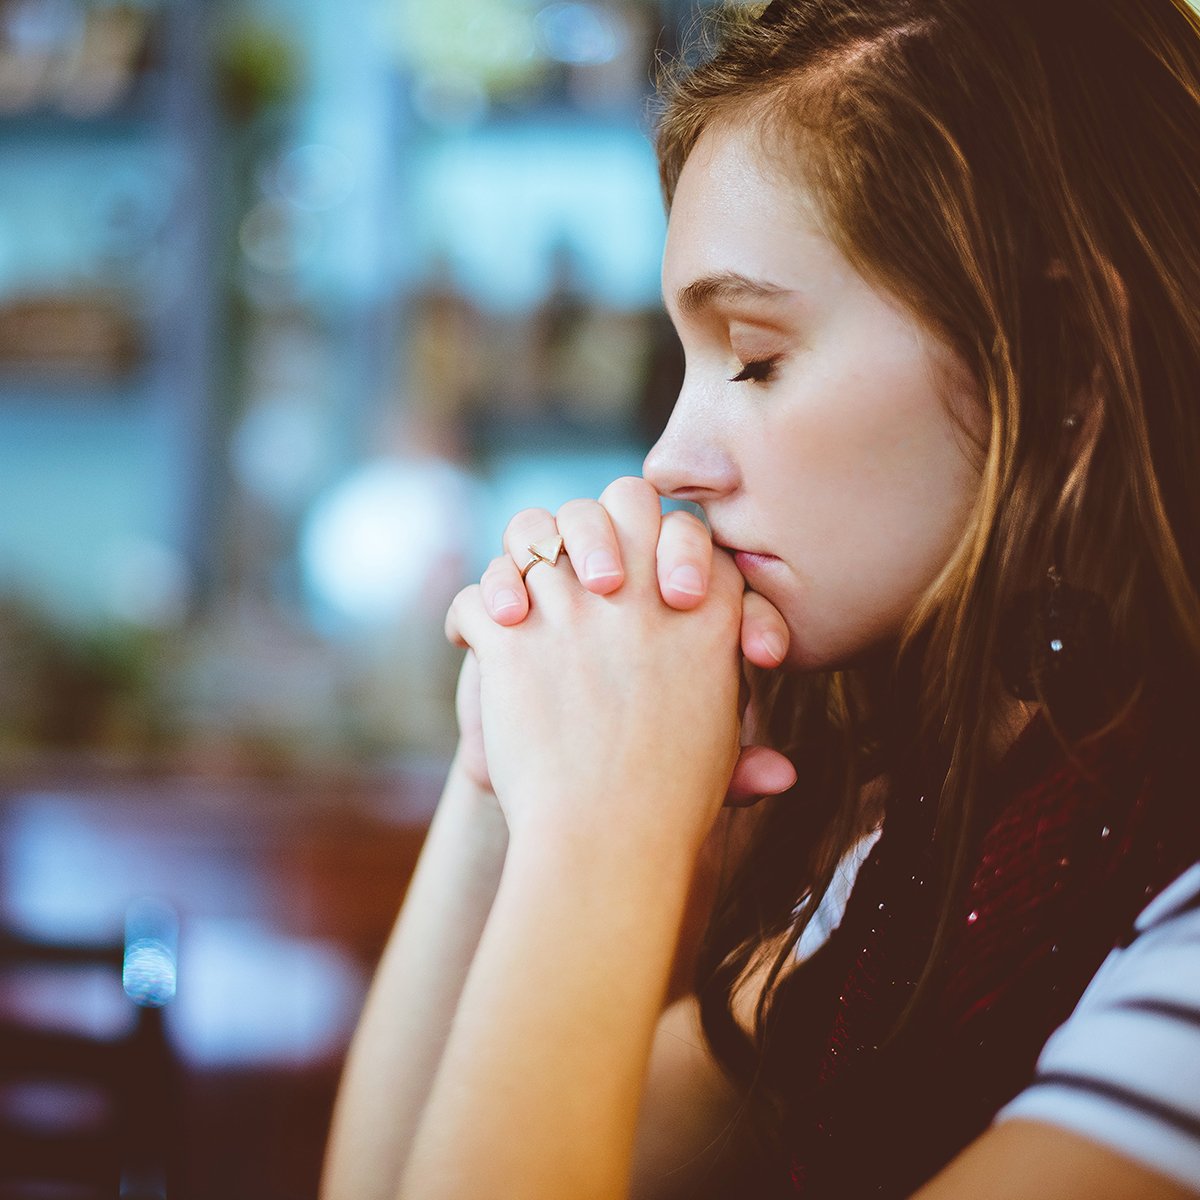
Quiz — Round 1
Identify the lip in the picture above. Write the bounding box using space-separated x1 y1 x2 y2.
732 550 780 574
714 538 781 572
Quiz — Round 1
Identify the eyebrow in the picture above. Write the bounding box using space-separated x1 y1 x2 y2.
673 271 795 319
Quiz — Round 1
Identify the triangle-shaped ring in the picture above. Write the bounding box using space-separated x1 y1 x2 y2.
519 534 565 579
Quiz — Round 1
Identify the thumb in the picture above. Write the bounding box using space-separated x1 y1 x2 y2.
725 744 797 808
741 589 789 669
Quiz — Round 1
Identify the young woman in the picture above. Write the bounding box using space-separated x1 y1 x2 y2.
322 1 1200 1196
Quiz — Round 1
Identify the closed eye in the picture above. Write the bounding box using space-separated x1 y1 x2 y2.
729 358 779 384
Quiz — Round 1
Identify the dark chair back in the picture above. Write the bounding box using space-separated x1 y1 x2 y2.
0 900 181 1199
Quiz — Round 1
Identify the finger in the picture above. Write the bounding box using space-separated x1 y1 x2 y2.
555 498 624 595
740 589 790 668
444 583 489 648
597 476 663 592
655 509 713 610
501 506 562 575
708 546 751 620
725 744 797 807
454 650 492 791
480 554 529 624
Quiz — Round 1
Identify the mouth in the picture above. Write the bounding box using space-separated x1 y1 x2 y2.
713 539 781 572
732 550 780 572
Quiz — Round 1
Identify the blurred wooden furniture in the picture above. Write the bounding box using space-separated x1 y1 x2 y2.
0 761 442 1200
0 907 181 1199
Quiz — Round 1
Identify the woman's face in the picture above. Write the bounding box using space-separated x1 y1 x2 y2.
644 121 989 670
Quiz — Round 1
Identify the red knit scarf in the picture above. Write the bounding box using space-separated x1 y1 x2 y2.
781 704 1200 1198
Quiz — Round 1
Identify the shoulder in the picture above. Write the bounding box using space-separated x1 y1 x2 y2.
996 861 1200 1192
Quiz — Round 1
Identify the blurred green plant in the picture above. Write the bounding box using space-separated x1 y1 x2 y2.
215 19 303 121
388 0 548 95
0 597 173 753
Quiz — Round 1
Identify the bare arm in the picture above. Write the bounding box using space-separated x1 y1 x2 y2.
320 752 508 1200
630 801 783 1200
325 780 752 1200
912 1119 1200 1200
396 813 704 1200
632 1003 1200 1200
629 995 751 1200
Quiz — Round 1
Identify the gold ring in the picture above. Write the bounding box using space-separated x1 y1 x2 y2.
518 535 565 580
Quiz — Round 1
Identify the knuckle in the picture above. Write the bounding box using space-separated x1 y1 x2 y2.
505 506 553 539
662 508 708 536
740 588 766 618
451 583 479 613
661 511 712 553
601 475 654 505
555 497 600 526
445 589 470 641
482 554 512 581
745 589 786 630
711 554 745 596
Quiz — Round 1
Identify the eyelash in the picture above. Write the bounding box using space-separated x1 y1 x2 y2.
729 357 780 384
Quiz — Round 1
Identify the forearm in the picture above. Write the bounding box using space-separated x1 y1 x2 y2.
321 754 509 1200
398 816 702 1200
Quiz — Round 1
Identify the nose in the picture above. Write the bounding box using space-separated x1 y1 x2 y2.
642 381 738 503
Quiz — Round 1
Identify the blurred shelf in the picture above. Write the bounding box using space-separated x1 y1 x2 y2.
0 105 161 142
0 371 152 402
0 0 166 141
0 293 147 390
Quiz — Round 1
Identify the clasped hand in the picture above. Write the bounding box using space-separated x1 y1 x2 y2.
445 477 797 850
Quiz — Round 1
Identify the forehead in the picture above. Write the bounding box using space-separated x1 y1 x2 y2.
660 122 988 426
661 122 843 306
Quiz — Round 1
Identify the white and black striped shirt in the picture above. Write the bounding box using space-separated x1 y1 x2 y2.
997 862 1200 1191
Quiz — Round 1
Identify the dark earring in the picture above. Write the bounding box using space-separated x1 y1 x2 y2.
997 566 1114 711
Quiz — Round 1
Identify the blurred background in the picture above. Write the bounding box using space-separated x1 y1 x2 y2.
0 0 731 1195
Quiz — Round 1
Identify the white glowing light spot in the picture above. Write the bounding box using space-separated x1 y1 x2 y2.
301 458 477 627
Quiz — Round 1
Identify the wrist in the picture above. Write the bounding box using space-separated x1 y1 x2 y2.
444 751 509 855
504 805 702 902
502 764 727 869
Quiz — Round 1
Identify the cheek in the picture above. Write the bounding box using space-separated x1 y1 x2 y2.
801 346 980 527
759 369 983 661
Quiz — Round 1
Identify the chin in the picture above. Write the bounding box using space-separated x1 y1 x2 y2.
779 638 841 674
782 628 899 676
786 653 842 675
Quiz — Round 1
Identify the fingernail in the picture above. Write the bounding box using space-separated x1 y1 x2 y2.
584 550 621 583
491 589 521 616
760 632 786 663
668 565 705 597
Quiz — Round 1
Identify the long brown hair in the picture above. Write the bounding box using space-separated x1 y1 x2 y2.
655 0 1200 1145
